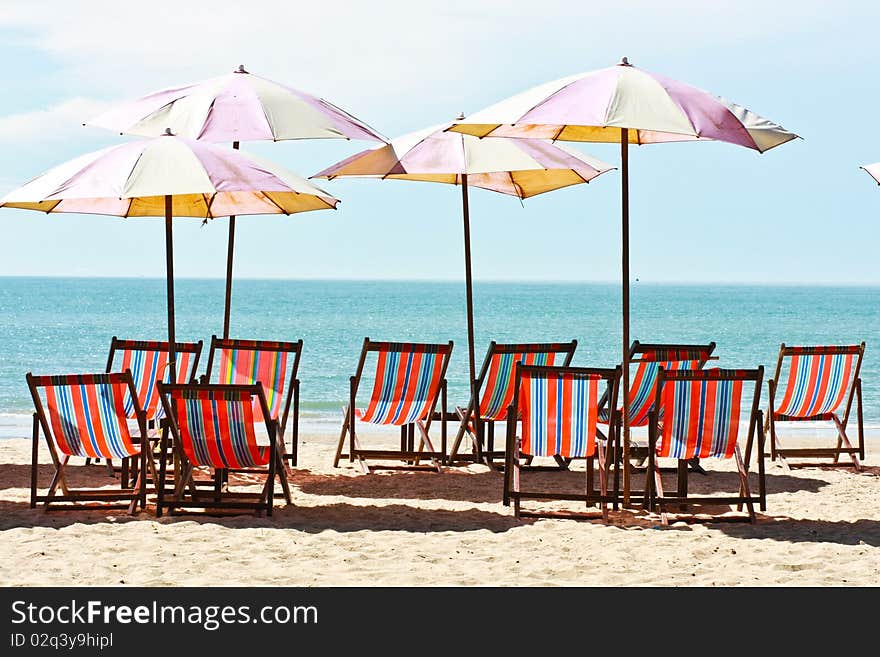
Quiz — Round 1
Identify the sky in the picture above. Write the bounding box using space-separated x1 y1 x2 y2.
0 0 878 284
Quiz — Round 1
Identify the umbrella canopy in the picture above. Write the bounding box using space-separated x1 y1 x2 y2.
1 132 339 376
861 163 880 184
314 122 613 196
314 122 614 463
450 58 799 499
450 58 798 150
87 65 384 338
87 65 386 143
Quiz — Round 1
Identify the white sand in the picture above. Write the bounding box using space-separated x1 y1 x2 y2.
1 430 879 586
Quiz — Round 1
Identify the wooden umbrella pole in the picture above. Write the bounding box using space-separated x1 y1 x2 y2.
461 174 481 462
621 128 631 505
164 194 177 382
222 141 240 339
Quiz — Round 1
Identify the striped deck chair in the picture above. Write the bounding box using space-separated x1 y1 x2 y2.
598 341 716 494
107 337 203 428
156 382 291 516
645 367 765 524
766 343 865 471
202 336 303 466
447 340 577 468
503 364 621 520
26 372 152 514
96 337 202 476
334 338 453 474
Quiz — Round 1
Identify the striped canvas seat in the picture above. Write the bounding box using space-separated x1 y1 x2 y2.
203 336 303 465
108 338 202 423
479 347 569 421
520 368 600 459
27 371 150 514
503 364 620 520
32 373 141 460
448 340 577 466
168 387 269 469
656 370 747 460
156 382 291 516
355 342 450 426
335 339 453 473
599 345 713 427
766 343 866 470
772 346 859 421
646 367 765 524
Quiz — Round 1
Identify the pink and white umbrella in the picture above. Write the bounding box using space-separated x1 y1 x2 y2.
88 65 385 337
860 163 880 184
1 133 339 375
451 58 799 499
314 122 614 463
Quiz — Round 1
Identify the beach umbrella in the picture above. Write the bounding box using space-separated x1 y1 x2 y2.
87 65 385 338
450 58 799 500
313 120 614 460
0 132 339 378
860 163 880 184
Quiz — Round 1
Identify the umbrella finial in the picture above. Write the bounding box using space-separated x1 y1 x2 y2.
620 56 630 66
455 112 465 121
236 64 248 74
162 128 174 136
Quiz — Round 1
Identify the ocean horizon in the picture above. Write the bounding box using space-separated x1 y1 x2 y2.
1 276 877 437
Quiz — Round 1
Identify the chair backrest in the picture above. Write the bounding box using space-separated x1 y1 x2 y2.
27 372 143 460
771 344 865 420
203 336 302 423
513 364 620 459
613 341 716 426
107 337 203 421
158 382 273 469
476 341 577 421
654 367 763 460
355 339 453 426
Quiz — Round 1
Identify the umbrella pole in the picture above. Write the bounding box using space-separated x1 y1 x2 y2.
222 141 240 339
621 129 631 506
461 174 481 462
164 194 177 382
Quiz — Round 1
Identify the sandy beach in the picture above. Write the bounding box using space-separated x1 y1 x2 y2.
1 430 878 587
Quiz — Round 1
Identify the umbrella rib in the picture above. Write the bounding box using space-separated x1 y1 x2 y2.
508 171 525 199
259 191 290 215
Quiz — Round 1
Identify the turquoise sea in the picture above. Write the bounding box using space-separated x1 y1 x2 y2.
0 277 877 437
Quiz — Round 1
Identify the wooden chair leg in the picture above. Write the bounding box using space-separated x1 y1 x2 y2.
734 446 755 523
597 441 608 522
832 414 860 472
333 405 350 468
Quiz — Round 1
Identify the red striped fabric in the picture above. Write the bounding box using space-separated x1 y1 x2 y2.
172 389 268 469
774 350 856 419
519 370 599 458
117 345 196 421
37 374 140 459
356 343 448 425
215 347 288 422
479 349 560 421
658 375 744 459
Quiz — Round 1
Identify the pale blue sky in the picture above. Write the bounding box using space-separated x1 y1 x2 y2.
0 1 878 283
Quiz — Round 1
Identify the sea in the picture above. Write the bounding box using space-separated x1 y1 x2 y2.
1 277 877 438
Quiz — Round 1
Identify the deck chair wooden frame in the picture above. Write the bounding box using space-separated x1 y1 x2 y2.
27 371 154 514
645 367 766 524
503 364 621 521
448 340 577 468
334 338 453 474
202 335 303 466
156 382 291 517
597 340 717 505
765 343 865 471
